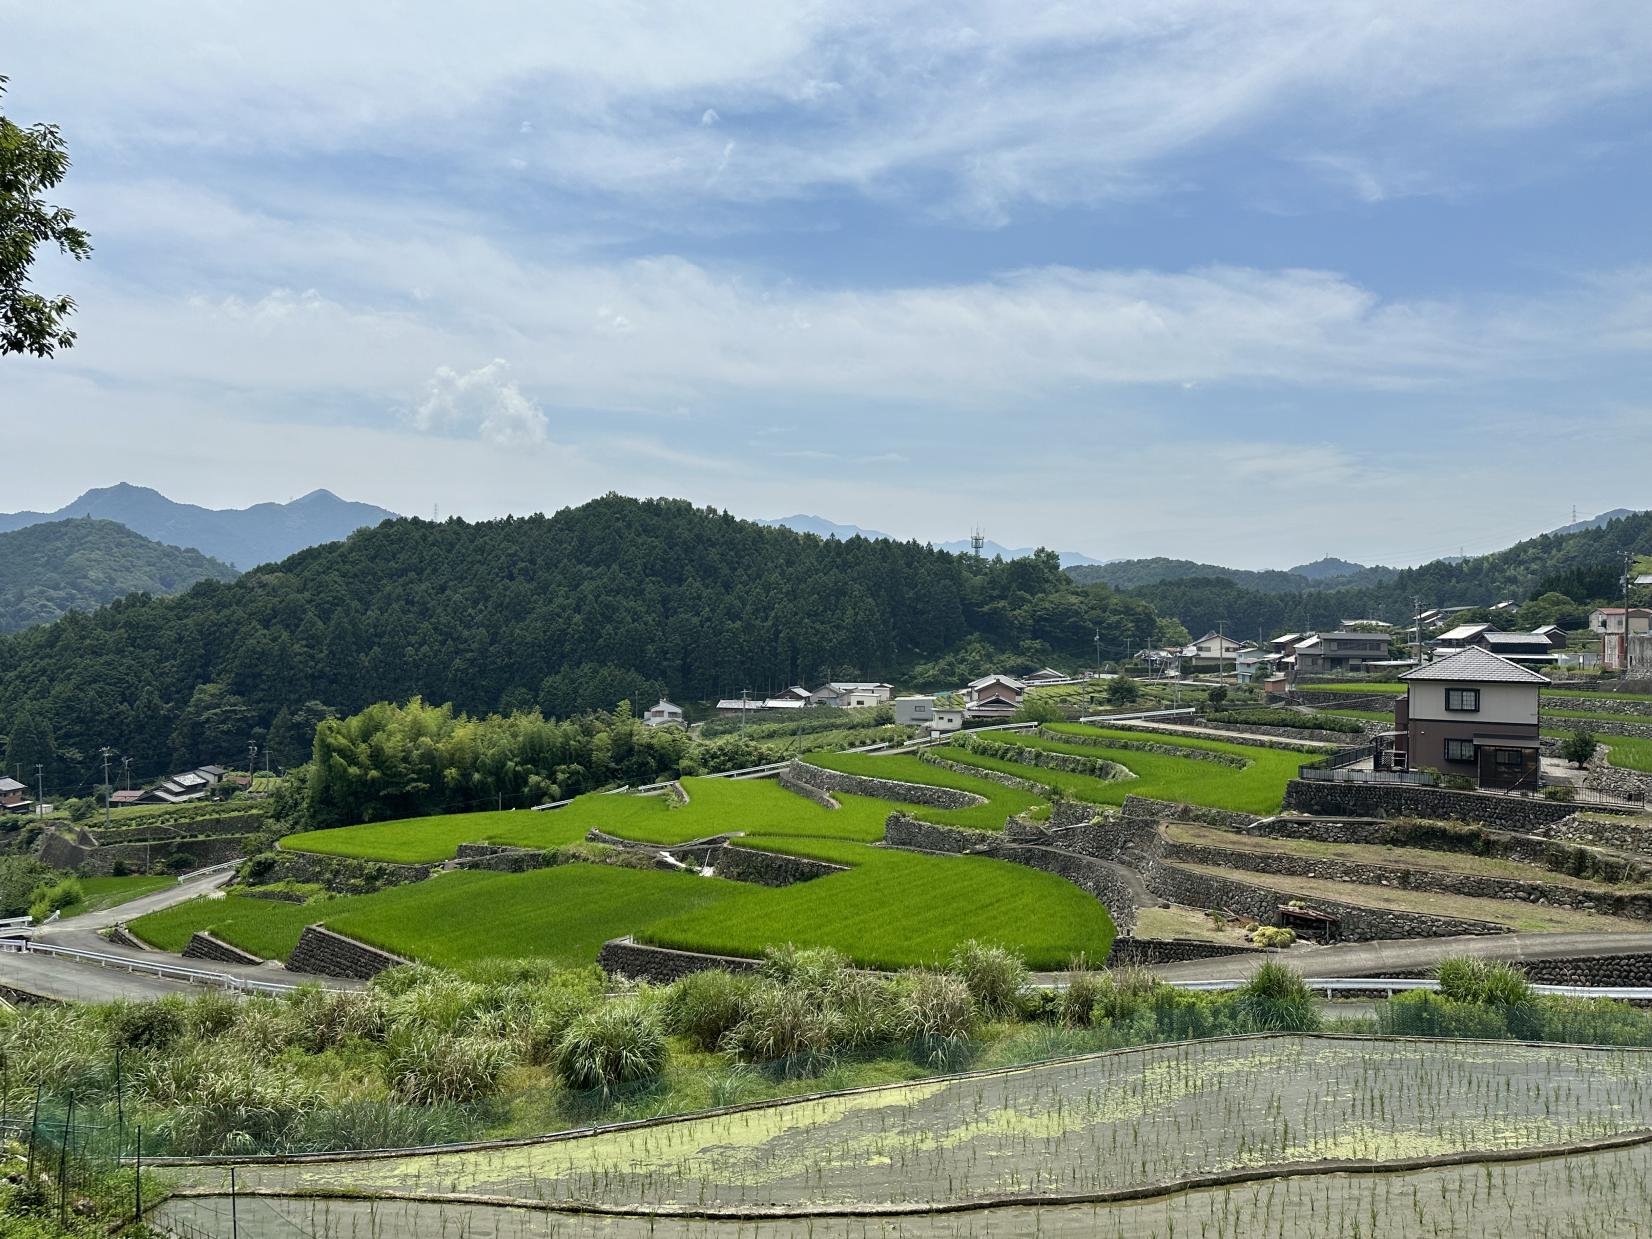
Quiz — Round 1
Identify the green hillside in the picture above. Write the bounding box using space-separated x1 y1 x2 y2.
0 517 237 634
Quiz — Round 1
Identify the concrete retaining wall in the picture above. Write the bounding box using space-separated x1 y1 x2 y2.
285 924 409 979
183 931 266 966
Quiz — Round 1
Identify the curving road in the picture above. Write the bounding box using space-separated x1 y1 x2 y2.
2 866 358 1003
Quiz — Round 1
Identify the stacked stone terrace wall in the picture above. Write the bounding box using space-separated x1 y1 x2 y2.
1039 727 1246 767
1545 695 1652 717
1282 779 1632 829
1520 813 1652 859
776 767 838 809
789 759 984 809
917 750 1049 794
1119 795 1262 832
247 850 432 893
598 936 762 983
1193 718 1380 744
1156 833 1652 920
1234 816 1652 885
450 843 552 873
1140 862 1508 940
1075 719 1325 755
285 924 409 979
88 813 265 845
38 831 249 875
183 931 265 966
711 844 847 887
1106 936 1263 967
1516 953 1652 986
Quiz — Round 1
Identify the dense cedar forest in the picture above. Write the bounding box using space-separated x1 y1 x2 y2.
1119 512 1652 639
0 495 1166 793
0 518 237 634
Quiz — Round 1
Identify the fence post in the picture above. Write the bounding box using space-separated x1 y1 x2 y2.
25 1082 40 1179
134 1126 142 1225
58 1094 73 1227
114 1046 124 1153
230 1164 239 1239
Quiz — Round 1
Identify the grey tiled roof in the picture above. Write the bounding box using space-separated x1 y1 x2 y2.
1400 645 1550 684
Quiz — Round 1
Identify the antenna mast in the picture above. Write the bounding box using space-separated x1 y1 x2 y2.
969 527 985 558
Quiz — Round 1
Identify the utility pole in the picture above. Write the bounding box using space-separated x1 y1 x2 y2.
1412 596 1422 666
34 764 43 818
1622 551 1635 673
248 740 258 783
1216 619 1227 684
740 688 750 737
100 747 113 827
122 756 132 791
1093 628 1101 678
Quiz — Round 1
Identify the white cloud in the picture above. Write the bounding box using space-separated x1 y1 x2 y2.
700 109 721 126
410 359 548 446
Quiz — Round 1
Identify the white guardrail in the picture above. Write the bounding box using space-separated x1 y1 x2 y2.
0 939 303 995
1167 976 1652 1001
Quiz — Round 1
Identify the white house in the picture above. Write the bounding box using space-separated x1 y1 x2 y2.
1184 631 1246 668
643 699 684 728
893 695 935 725
929 708 965 735
1021 667 1070 684
808 682 894 708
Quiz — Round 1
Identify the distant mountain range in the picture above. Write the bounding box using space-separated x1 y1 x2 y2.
757 514 1107 569
1067 556 1399 594
0 484 400 570
0 519 238 634
1550 508 1643 537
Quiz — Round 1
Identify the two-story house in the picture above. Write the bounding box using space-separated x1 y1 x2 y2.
964 673 1025 719
1392 646 1547 789
1591 608 1652 671
1184 631 1246 669
0 777 30 813
1292 631 1390 674
643 699 684 728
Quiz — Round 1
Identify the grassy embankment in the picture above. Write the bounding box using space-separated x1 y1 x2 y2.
55 873 176 919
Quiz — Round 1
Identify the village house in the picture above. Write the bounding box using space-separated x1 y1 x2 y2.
643 699 684 728
929 707 965 734
1291 631 1390 675
1020 667 1071 685
963 673 1025 719
893 695 935 726
1592 608 1652 670
1387 646 1547 790
0 776 30 813
1234 648 1277 685
1531 624 1570 649
1183 631 1246 669
808 682 894 709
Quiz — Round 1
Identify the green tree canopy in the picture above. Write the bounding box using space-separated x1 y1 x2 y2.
1 76 92 357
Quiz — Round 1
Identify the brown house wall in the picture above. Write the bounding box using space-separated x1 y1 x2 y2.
1407 717 1539 782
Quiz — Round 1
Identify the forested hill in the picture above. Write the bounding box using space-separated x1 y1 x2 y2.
0 519 238 634
1129 510 1652 639
1067 556 1397 593
0 495 1165 792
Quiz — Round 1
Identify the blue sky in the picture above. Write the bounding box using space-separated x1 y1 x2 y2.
4 1 1651 567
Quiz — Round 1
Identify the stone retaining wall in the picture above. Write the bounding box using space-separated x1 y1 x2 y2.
1141 862 1509 940
450 843 552 873
789 759 985 809
917 750 1050 794
1520 813 1652 859
105 925 147 950
1119 795 1262 832
1039 727 1246 767
1234 816 1652 885
88 813 265 845
776 767 838 809
285 924 409 979
948 734 1132 781
1583 745 1652 801
598 936 762 982
1078 719 1325 755
1281 779 1632 829
883 814 1003 854
1157 834 1652 920
183 931 266 966
1196 718 1377 744
248 849 432 893
1106 936 1264 967
1516 953 1652 986
711 844 847 887
38 831 250 876
1546 695 1652 717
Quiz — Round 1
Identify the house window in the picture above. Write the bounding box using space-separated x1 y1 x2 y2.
1445 688 1480 712
1444 738 1475 762
1493 749 1524 768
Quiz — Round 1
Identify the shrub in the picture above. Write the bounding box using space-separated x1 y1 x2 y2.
1059 967 1104 1028
947 940 1028 1019
760 943 851 992
663 969 761 1052
1205 685 1228 708
1542 785 1576 802
722 981 842 1067
894 970 975 1045
1561 728 1599 768
1249 925 1296 949
103 996 188 1051
159 1060 329 1155
824 969 900 1049
28 875 82 922
1105 675 1141 706
1442 774 1476 791
1093 967 1161 1023
556 1001 667 1091
1234 962 1320 1033
388 1031 515 1103
1436 957 1534 1006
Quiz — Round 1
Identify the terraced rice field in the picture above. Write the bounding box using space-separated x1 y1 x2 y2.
153 1143 1652 1238
156 1036 1652 1233
941 725 1305 815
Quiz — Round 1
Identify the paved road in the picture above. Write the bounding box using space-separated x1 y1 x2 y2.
1149 931 1652 982
2 866 359 1002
